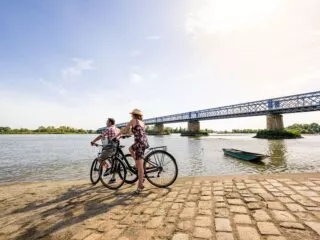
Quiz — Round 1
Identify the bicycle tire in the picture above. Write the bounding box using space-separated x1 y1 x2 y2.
100 157 127 190
123 154 138 184
144 150 178 188
90 158 101 185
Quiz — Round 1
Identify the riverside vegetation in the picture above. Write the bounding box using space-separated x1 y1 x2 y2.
1 123 318 138
0 126 96 134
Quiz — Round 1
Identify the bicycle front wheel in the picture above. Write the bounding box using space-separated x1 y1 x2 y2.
100 158 127 190
90 158 101 185
144 150 178 188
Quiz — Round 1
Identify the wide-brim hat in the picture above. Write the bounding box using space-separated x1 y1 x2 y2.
130 108 143 116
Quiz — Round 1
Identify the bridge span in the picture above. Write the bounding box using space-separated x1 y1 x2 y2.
99 91 320 134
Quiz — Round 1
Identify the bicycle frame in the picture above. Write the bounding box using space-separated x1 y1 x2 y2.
144 149 168 175
145 146 167 155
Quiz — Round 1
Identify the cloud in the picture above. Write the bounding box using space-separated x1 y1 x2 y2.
130 72 143 83
186 0 280 36
61 58 95 80
146 35 161 40
130 50 142 57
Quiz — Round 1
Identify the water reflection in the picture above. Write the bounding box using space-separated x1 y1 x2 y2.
266 140 287 172
187 138 205 176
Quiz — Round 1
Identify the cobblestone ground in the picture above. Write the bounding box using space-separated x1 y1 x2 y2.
1 173 320 240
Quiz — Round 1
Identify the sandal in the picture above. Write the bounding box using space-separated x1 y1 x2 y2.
103 168 111 176
133 186 145 194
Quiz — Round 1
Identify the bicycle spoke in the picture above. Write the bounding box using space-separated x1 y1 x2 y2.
144 150 178 188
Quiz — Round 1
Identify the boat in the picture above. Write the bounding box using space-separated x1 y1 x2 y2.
222 148 269 161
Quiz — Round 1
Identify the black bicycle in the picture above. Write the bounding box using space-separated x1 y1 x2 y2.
90 137 128 189
115 137 179 188
90 145 103 185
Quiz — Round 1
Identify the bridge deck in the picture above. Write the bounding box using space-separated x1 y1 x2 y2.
98 91 320 130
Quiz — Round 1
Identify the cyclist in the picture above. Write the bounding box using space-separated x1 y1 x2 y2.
114 109 149 193
90 118 120 176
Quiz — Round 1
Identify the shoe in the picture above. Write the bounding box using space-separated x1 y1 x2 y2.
108 178 116 184
132 185 145 194
103 168 111 176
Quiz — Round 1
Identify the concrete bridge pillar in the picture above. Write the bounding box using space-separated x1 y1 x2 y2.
266 114 284 130
154 123 164 134
187 120 200 133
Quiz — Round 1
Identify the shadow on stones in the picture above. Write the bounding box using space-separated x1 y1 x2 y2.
12 182 173 240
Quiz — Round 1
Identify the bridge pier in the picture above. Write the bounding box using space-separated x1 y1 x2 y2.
188 120 200 133
153 123 164 135
266 114 284 130
181 120 208 136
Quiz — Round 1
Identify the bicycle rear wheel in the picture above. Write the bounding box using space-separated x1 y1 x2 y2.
90 158 101 185
144 150 178 188
123 154 138 184
100 157 127 190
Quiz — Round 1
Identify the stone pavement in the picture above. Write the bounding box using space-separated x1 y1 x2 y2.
1 173 320 240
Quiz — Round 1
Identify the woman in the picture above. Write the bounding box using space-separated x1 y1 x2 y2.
114 109 149 193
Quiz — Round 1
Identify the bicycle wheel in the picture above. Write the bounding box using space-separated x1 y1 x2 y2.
144 150 178 188
123 154 138 184
100 157 127 190
90 158 101 185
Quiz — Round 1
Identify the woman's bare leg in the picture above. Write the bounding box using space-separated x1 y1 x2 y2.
135 159 144 189
129 147 136 160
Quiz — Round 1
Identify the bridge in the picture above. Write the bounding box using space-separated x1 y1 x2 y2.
98 91 320 134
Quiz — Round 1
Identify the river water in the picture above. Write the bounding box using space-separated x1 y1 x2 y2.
0 134 319 183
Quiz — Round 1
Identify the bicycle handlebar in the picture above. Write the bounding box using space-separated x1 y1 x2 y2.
120 135 131 139
91 135 131 147
91 143 103 147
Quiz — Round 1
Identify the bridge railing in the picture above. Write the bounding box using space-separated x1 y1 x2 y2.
110 91 320 129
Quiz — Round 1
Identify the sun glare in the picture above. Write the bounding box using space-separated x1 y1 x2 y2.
187 0 281 35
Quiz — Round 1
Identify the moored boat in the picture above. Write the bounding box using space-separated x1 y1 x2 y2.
222 148 269 161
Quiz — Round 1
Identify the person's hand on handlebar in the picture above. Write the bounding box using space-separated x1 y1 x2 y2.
112 135 131 141
90 141 98 146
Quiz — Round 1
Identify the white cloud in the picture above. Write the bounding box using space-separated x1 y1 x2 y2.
61 58 95 80
130 50 142 57
146 35 161 40
130 72 143 83
186 0 280 36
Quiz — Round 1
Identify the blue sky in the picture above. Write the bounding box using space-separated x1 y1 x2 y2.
0 0 319 130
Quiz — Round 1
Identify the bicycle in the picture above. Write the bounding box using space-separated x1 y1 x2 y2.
115 136 179 188
89 145 103 185
90 137 128 189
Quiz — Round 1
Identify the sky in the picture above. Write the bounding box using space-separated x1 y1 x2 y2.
0 0 319 130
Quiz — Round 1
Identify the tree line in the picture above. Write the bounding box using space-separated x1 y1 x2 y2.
1 122 319 135
286 123 320 134
0 126 96 134
232 123 320 134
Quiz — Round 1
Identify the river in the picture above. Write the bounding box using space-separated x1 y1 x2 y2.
0 134 319 183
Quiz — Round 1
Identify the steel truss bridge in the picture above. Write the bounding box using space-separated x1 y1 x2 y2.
111 91 320 129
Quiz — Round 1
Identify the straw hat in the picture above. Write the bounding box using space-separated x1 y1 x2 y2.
130 108 143 116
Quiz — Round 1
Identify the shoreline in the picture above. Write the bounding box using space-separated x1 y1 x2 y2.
1 171 320 187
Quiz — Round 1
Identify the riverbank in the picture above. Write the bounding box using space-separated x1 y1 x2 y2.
1 172 320 240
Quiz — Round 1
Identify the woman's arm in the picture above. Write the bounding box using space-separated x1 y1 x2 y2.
114 120 132 139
